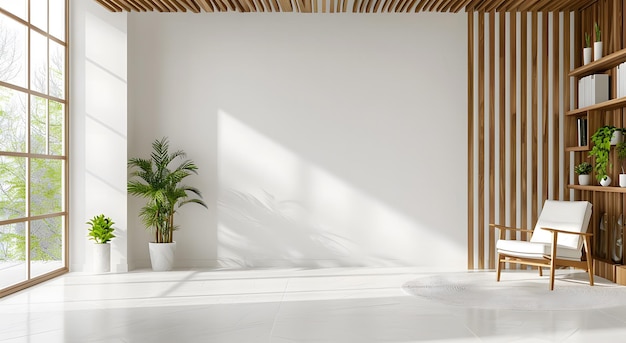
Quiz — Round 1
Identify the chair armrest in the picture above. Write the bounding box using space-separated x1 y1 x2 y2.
488 223 533 233
541 227 593 237
489 224 533 239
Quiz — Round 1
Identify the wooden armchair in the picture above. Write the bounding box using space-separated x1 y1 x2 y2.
490 200 594 290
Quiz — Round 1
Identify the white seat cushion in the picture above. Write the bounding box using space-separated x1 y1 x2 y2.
496 239 582 260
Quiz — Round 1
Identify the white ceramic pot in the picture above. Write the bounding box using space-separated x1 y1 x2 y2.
611 131 624 145
619 174 626 187
601 175 612 187
578 174 591 186
149 242 177 271
93 243 111 273
594 41 603 61
584 47 592 64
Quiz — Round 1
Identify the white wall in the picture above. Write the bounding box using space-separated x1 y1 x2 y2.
70 0 128 272
127 13 468 269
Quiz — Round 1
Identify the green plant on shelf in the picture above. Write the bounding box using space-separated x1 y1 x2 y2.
585 32 591 48
595 22 601 42
589 125 618 182
575 162 592 175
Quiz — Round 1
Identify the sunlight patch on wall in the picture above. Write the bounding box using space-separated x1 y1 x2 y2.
217 110 448 268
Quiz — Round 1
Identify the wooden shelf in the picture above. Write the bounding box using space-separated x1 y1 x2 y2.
565 145 589 152
566 96 626 116
569 48 626 78
568 184 626 193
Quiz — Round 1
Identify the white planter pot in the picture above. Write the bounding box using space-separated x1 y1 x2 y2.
584 47 592 64
594 41 603 61
619 174 626 187
611 131 624 145
149 242 176 271
93 243 111 274
601 175 612 187
578 174 591 186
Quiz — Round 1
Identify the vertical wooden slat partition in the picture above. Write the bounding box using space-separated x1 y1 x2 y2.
468 9 573 270
469 1 626 275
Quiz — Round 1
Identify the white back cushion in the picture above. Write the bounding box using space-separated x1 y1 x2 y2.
530 200 593 250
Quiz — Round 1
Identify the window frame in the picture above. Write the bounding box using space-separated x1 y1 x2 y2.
0 0 69 298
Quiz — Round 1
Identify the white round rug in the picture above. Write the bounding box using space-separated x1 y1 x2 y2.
402 271 626 311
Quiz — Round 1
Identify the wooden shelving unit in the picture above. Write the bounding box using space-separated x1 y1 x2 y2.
568 46 626 282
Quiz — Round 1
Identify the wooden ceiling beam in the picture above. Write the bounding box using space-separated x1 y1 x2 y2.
414 0 429 12
517 0 542 11
278 0 293 11
94 0 123 11
109 0 132 11
156 0 177 11
395 0 411 11
401 0 417 12
194 0 214 11
120 0 144 10
127 0 149 10
144 0 167 11
450 0 472 12
184 0 202 11
482 0 503 12
437 0 456 11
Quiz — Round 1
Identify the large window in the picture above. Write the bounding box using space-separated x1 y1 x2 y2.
0 0 68 297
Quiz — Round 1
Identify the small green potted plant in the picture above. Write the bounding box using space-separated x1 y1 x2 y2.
594 22 602 61
584 32 592 64
574 162 592 186
87 214 116 273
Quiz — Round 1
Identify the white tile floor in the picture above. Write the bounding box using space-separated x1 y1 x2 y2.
1 267 626 342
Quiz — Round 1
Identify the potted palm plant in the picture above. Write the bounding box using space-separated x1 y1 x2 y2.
127 137 207 271
574 162 592 186
87 214 116 273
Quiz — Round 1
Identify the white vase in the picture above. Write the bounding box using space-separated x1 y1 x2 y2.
601 175 612 187
93 243 111 274
611 131 624 145
584 47 592 64
594 41 603 61
149 242 176 271
620 174 626 187
578 174 591 186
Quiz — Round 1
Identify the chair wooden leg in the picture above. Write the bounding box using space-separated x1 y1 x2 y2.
496 253 502 282
549 232 557 291
583 236 594 286
538 267 543 276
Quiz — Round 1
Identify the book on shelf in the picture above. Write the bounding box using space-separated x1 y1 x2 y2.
577 74 609 108
618 62 626 98
577 117 588 146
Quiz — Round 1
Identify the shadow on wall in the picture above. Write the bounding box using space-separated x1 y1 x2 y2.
218 188 390 268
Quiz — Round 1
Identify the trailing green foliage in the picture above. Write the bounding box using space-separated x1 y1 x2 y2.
617 141 626 174
86 214 116 244
574 162 592 175
127 137 207 244
589 125 618 182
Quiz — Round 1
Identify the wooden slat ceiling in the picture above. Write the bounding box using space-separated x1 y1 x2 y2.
94 0 596 13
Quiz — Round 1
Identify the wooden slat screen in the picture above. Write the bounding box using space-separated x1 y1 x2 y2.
468 10 574 269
